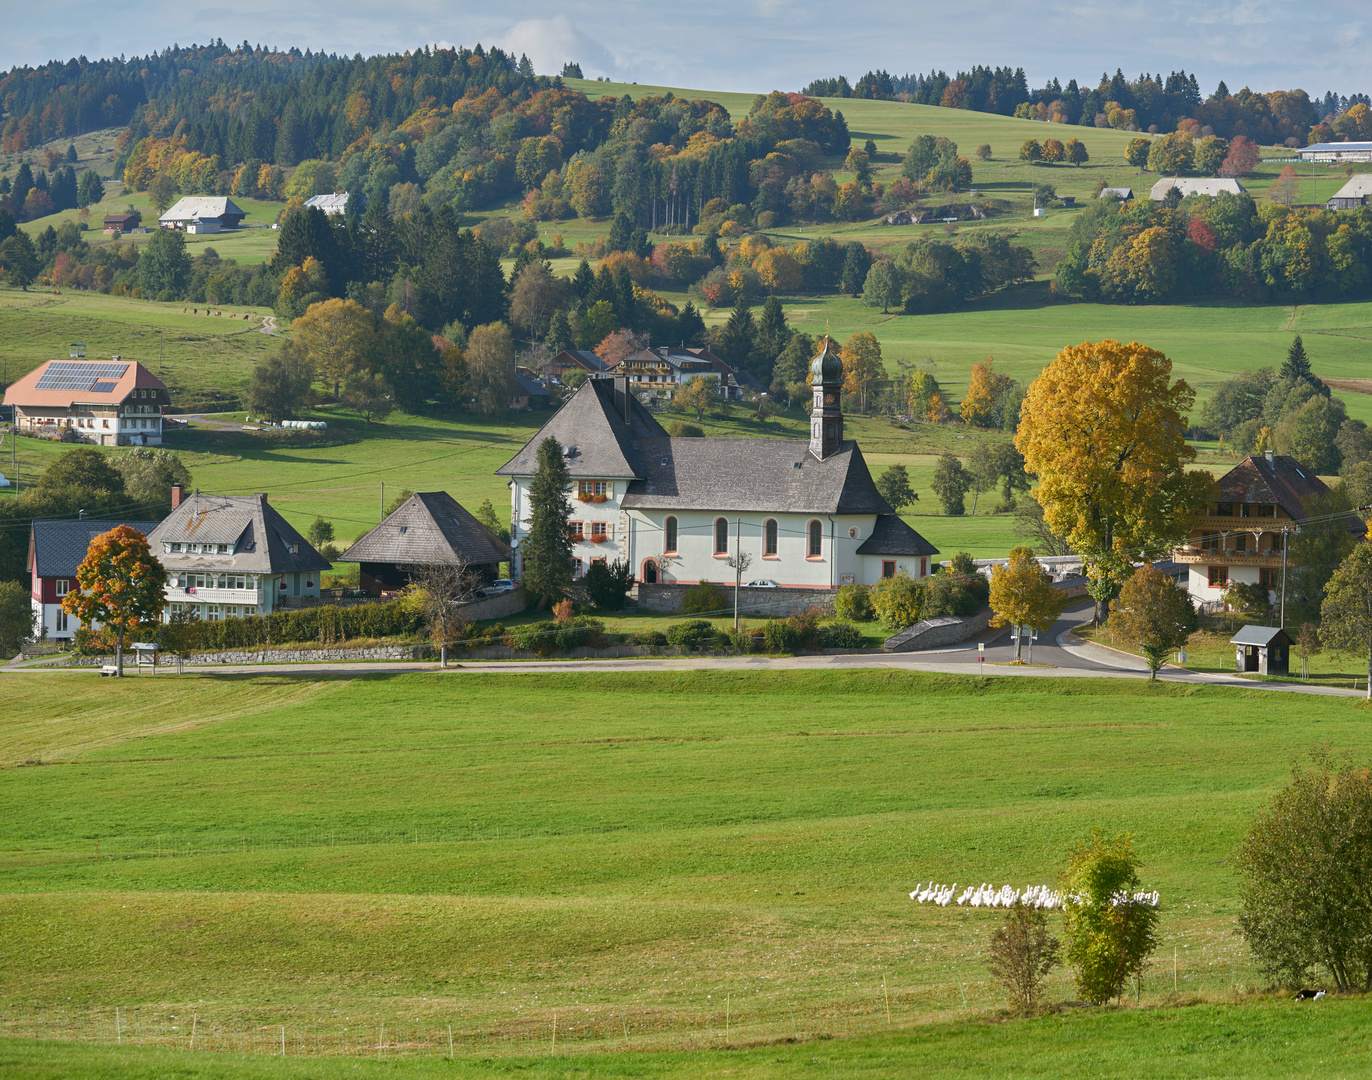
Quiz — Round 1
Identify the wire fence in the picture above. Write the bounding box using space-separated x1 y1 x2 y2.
2 948 1265 1060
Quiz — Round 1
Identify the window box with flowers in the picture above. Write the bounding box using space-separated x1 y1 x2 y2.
578 482 611 503
578 492 610 503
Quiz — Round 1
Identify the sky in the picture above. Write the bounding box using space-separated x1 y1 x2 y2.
4 1 1368 100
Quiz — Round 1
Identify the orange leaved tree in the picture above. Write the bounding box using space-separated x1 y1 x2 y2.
62 525 168 677
1014 340 1212 624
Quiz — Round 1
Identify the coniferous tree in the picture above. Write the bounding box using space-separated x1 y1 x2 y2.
522 436 574 605
546 308 574 353
571 260 595 305
840 242 871 296
677 300 706 347
12 162 34 202
755 295 791 368
1281 336 1313 384
716 298 757 373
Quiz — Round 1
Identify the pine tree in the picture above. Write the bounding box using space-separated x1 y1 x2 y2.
571 260 595 304
522 437 574 605
755 296 791 365
717 299 756 372
1281 336 1313 383
840 242 871 296
546 308 574 353
677 301 706 347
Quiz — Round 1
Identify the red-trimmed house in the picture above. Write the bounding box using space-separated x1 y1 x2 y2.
29 516 161 642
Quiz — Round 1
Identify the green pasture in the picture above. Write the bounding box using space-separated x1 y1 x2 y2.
0 127 124 187
5 996 1372 1079
0 669 1368 1057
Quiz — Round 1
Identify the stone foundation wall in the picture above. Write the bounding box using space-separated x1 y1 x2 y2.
885 608 995 652
638 584 835 617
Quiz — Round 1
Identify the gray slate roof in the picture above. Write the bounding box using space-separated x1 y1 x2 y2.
30 519 161 579
620 438 893 515
147 493 331 574
1328 174 1372 201
340 491 510 567
159 196 246 223
1149 177 1246 200
855 514 940 557
304 192 352 215
515 373 551 398
1231 625 1293 647
495 378 668 480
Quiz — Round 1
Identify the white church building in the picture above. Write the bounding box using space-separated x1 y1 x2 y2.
497 339 937 590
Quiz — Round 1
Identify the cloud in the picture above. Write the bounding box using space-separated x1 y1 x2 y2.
494 15 623 79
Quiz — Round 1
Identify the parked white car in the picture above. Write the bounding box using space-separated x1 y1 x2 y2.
482 579 515 594
746 579 779 589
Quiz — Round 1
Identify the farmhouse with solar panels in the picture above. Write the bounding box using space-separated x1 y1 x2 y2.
497 338 937 594
3 355 169 446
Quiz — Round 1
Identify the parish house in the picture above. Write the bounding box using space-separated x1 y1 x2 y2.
497 339 937 589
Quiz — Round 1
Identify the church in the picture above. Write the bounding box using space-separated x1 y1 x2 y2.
496 338 938 590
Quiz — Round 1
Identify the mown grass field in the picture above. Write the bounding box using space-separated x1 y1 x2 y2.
1 669 1369 1069
5 996 1372 1079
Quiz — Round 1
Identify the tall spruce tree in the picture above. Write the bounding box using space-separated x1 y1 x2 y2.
717 298 757 372
1281 336 1313 384
840 242 871 296
756 296 792 366
522 436 574 605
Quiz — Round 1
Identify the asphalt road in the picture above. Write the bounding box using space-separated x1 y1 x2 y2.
4 601 1364 698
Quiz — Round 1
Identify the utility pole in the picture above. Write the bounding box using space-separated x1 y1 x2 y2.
734 518 741 631
380 482 384 522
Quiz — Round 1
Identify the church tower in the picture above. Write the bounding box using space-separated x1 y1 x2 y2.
808 336 844 460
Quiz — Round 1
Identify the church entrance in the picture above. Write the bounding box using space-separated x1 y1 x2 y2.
641 559 658 584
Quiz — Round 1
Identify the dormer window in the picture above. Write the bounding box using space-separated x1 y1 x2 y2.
217 544 229 554
289 543 299 555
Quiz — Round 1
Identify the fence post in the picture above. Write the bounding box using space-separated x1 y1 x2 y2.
115 1007 120 1045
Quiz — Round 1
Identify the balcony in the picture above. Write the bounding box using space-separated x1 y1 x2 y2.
1191 514 1291 532
170 586 266 604
1173 546 1283 565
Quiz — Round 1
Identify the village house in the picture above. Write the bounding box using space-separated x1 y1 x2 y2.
1325 174 1372 211
341 491 510 596
304 192 353 216
27 515 161 642
102 212 141 236
147 489 330 620
3 357 168 446
599 346 756 402
548 350 609 383
1174 451 1366 608
497 339 937 590
1149 177 1247 201
158 196 246 232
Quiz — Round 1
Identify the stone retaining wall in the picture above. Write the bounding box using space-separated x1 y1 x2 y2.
638 584 835 617
885 608 995 652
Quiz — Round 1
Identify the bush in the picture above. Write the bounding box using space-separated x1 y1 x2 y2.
584 558 634 610
763 618 802 653
871 573 925 628
682 580 727 614
819 621 864 649
1236 755 1372 991
988 904 1060 1015
726 624 764 653
506 615 606 656
667 420 705 437
1062 832 1159 1005
834 583 875 622
922 571 986 618
665 619 718 650
628 629 668 648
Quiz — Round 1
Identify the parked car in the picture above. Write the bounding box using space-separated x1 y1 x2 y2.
746 579 779 589
479 579 515 596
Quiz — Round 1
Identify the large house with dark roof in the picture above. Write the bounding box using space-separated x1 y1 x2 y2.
28 516 161 641
341 491 510 596
1175 451 1366 606
4 357 168 446
147 491 331 619
496 339 937 589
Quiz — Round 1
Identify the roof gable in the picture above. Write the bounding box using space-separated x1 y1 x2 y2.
3 359 165 409
495 378 668 479
340 492 510 566
148 493 331 573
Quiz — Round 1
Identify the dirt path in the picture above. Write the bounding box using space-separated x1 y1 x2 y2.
258 315 282 336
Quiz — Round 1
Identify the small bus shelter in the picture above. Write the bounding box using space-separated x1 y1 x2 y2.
1231 625 1292 676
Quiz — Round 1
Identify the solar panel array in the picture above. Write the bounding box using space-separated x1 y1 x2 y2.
34 361 129 393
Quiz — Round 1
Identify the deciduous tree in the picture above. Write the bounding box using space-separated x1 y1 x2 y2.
840 331 884 413
959 359 1013 428
876 464 917 511
1124 137 1151 169
245 343 314 422
291 298 376 399
62 524 167 676
466 322 518 417
931 452 971 515
0 580 36 656
1107 562 1198 678
989 546 1064 661
1320 542 1372 699
675 375 718 422
1015 340 1211 622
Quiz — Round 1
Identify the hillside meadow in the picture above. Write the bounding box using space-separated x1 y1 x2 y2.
1 669 1369 1068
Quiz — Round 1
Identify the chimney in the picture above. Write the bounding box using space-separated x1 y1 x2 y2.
257 492 268 502
1265 449 1274 464
170 483 183 510
614 375 630 422
78 509 86 520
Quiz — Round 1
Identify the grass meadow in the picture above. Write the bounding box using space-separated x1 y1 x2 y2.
1 669 1370 1073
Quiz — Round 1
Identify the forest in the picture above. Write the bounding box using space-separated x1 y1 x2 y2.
803 66 1370 146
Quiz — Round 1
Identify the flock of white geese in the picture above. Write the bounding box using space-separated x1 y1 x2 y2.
909 882 1161 909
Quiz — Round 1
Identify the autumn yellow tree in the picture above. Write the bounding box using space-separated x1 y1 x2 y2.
291 297 377 399
959 358 1013 428
62 525 168 677
1014 340 1212 623
1041 138 1065 164
989 546 1064 661
841 332 885 413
